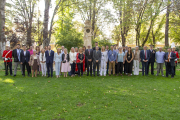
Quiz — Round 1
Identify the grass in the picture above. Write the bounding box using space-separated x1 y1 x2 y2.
0 70 180 120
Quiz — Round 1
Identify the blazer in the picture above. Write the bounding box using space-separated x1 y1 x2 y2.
39 53 46 62
54 53 62 63
62 53 70 62
45 50 54 64
148 49 156 62
93 50 101 64
140 50 150 62
29 55 40 66
12 49 23 62
20 50 30 63
85 49 93 62
164 52 176 66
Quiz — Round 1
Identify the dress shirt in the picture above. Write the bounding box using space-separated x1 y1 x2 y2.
17 49 21 61
155 51 165 63
28 49 33 55
108 50 117 62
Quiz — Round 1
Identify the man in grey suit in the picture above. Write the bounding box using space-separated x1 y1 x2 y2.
93 46 101 77
164 48 176 78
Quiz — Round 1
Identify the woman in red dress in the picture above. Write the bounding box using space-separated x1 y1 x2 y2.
83 46 86 72
76 47 85 76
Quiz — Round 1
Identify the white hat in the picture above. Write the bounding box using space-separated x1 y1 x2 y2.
6 41 10 47
171 42 175 48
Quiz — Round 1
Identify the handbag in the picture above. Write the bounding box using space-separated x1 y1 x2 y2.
62 60 66 63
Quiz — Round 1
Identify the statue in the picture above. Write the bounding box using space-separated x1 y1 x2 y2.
84 20 93 48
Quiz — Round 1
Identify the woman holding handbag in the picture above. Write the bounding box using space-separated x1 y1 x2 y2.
61 48 70 77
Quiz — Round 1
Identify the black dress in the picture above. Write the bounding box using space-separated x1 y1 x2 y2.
126 52 133 73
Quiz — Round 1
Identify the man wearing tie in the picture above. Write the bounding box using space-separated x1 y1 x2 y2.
12 44 23 76
93 46 101 77
148 45 156 75
140 46 150 76
164 48 176 78
20 45 30 77
85 45 93 76
45 45 54 78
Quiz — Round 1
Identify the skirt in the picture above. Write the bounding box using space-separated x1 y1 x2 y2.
32 59 38 71
61 62 70 72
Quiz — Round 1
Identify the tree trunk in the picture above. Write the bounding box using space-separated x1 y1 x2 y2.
0 0 6 59
43 0 51 47
165 0 170 47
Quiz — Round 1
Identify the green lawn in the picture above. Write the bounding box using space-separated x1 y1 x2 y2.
0 71 180 120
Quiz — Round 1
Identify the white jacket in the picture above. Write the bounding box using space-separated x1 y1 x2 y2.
39 53 46 62
101 51 108 62
69 52 77 64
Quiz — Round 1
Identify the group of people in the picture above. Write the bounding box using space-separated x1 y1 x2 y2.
2 42 179 78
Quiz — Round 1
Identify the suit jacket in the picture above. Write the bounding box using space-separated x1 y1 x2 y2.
164 52 176 66
62 53 70 62
45 50 54 64
93 47 101 51
148 49 156 62
12 49 23 62
85 49 93 62
140 50 150 62
93 50 101 64
29 55 40 66
20 50 30 63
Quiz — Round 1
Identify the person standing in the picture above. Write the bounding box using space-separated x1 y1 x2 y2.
28 45 33 74
140 46 150 76
164 48 176 78
123 46 127 74
93 46 101 76
85 45 93 76
61 46 65 54
93 42 101 51
39 48 46 77
125 47 134 76
2 42 13 76
20 45 30 77
148 45 156 75
105 45 109 75
100 46 108 76
45 45 54 78
61 48 70 77
29 50 40 77
69 47 77 77
76 47 85 77
116 47 125 76
171 47 179 75
12 44 23 76
36 46 41 75
155 47 165 76
75 47 79 74
83 46 86 73
133 46 140 75
54 48 62 78
108 45 117 76
114 45 119 74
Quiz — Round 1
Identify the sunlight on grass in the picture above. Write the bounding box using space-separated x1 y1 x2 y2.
3 79 14 83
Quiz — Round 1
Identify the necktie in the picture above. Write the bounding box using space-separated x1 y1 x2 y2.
168 53 170 62
49 51 50 56
89 49 90 55
145 50 146 59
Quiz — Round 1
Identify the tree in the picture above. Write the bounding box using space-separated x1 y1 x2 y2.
165 0 170 47
0 0 6 59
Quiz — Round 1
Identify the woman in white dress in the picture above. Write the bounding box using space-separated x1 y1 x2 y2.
133 46 140 75
100 46 108 76
39 48 46 76
54 48 62 78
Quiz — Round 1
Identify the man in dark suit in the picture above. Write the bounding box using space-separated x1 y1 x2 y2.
148 45 156 75
85 45 93 76
45 45 54 78
20 45 30 77
93 46 101 76
140 46 150 76
12 44 23 76
164 48 176 78
93 42 101 51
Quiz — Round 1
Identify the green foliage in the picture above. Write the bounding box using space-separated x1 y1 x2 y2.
92 37 113 48
55 8 83 52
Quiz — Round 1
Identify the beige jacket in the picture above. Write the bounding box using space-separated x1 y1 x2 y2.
29 55 40 66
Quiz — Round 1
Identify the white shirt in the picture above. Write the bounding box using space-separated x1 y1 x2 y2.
69 52 77 64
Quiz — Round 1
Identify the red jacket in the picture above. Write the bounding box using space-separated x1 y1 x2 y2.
76 53 85 63
172 51 179 63
2 50 12 62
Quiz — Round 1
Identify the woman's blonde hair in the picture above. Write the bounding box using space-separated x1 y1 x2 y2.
101 46 105 51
